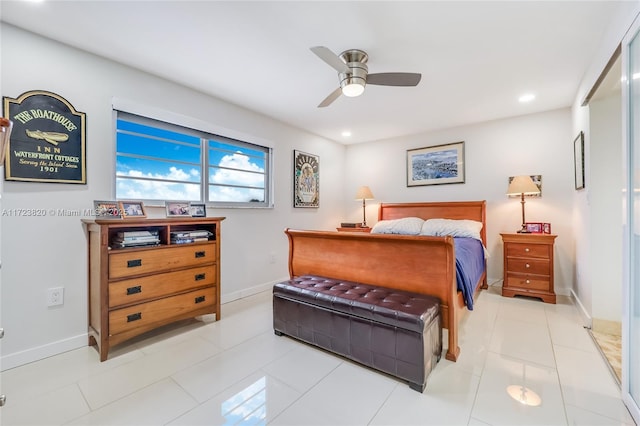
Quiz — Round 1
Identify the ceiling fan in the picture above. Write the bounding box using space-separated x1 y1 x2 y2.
310 46 422 108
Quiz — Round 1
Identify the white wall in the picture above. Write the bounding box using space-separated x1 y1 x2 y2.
344 108 575 290
0 24 346 370
590 93 623 323
570 0 640 324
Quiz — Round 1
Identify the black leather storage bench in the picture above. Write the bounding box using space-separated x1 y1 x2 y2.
272 275 442 392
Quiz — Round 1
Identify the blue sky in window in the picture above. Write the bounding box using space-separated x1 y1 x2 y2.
116 120 265 201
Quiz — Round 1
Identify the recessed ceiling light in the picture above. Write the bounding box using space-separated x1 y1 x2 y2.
342 131 352 137
518 93 536 103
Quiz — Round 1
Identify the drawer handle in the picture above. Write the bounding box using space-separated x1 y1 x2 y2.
195 273 206 281
525 263 530 268
195 295 206 304
526 279 531 284
126 285 142 295
525 248 530 252
127 259 142 268
127 312 142 322
195 251 206 258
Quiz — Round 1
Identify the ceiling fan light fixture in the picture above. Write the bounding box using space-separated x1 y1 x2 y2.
341 76 366 97
342 83 365 97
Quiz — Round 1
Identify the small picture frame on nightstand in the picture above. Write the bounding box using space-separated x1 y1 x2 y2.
525 222 543 233
543 223 551 234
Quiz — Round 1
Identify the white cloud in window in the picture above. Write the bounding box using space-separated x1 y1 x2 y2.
116 152 264 202
211 152 264 186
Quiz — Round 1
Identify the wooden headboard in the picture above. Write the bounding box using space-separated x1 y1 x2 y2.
378 200 487 246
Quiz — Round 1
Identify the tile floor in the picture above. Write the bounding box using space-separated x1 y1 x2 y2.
0 285 636 425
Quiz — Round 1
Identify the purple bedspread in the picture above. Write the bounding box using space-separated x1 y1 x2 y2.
454 237 486 310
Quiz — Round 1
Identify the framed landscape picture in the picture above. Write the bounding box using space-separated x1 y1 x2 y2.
407 141 465 186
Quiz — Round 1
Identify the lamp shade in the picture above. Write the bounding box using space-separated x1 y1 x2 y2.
507 175 540 196
355 186 374 200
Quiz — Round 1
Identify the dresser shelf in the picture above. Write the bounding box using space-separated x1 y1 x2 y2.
82 217 225 361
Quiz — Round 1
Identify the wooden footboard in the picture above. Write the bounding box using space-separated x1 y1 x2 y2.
285 229 461 361
285 200 487 362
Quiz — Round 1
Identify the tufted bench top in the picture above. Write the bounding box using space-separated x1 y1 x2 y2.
273 275 440 333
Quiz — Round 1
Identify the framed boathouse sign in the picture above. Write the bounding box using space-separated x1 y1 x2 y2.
3 90 86 184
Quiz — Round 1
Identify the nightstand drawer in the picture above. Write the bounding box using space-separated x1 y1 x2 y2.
505 258 550 275
506 243 551 259
504 274 550 291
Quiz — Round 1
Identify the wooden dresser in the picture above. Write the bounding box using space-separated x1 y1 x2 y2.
500 233 557 304
82 217 224 361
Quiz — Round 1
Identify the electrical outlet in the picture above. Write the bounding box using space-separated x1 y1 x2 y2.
269 253 276 264
47 287 64 307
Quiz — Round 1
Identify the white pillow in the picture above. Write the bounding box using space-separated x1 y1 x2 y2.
420 218 483 241
370 217 425 235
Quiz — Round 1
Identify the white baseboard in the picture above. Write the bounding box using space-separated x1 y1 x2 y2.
1 333 87 372
1 279 287 372
220 277 287 304
570 287 593 329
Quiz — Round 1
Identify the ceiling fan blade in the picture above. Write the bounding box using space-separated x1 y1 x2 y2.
367 73 422 87
318 87 342 108
310 46 350 74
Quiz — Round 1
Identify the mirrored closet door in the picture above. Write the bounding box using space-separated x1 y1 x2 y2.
622 15 640 424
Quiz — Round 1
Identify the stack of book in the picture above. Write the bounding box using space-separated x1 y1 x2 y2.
112 230 160 248
340 222 362 228
170 230 212 244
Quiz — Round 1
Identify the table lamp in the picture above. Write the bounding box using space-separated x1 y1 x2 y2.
507 175 540 233
355 186 374 227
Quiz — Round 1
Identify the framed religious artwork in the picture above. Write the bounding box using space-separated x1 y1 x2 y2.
293 150 319 208
407 141 465 186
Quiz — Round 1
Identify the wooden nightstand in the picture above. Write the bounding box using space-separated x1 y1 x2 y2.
336 227 371 233
501 233 557 303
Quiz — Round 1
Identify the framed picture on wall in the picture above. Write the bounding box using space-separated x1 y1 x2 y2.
293 150 319 208
574 131 585 190
407 141 465 186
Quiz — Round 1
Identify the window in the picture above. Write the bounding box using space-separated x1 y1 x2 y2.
115 111 272 207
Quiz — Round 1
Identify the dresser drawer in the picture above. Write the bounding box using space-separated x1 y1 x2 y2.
109 243 216 279
109 287 216 336
504 274 550 292
109 265 216 308
506 243 551 259
505 258 550 275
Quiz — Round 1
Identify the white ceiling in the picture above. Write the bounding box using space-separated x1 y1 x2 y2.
0 1 623 144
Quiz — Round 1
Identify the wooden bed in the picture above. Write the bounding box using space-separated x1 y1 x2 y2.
284 200 487 362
